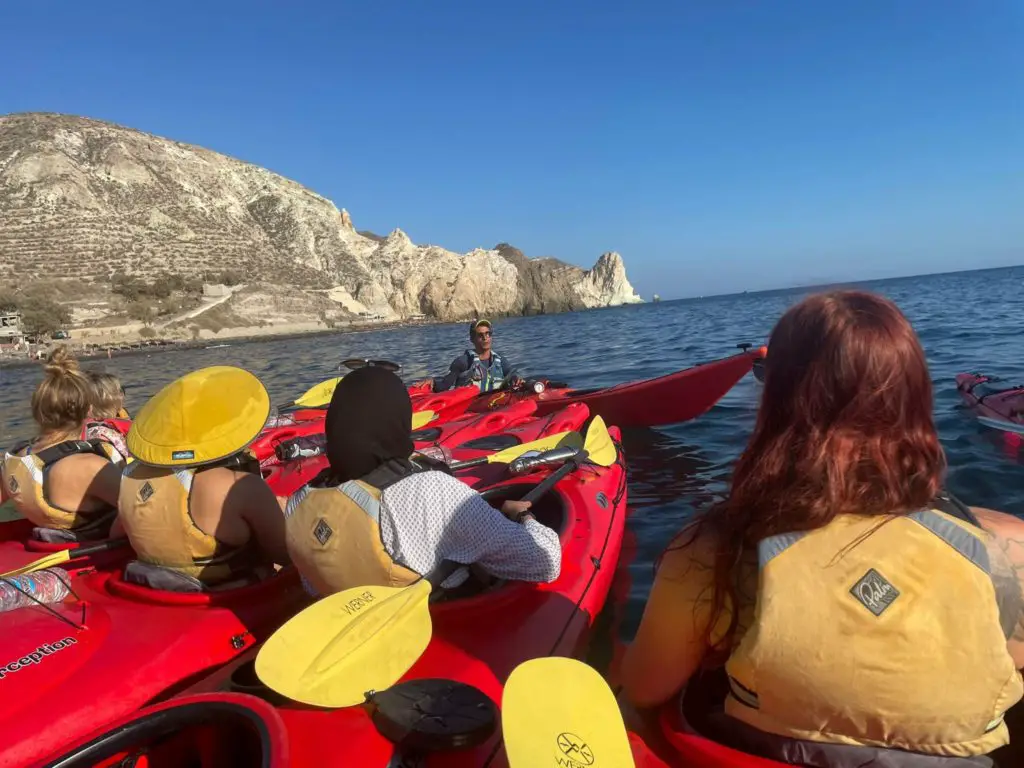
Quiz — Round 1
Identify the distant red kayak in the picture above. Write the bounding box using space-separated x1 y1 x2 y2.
956 372 1024 435
465 345 766 428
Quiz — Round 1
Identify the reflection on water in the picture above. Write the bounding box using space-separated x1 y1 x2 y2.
3 267 1024 663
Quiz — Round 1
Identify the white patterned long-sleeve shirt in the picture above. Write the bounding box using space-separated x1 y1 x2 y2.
285 470 562 596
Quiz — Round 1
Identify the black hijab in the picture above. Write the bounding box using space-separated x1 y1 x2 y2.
324 365 415 486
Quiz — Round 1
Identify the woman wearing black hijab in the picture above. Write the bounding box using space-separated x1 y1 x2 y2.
284 366 562 598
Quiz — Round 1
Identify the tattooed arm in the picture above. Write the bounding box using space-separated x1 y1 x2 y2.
972 507 1024 669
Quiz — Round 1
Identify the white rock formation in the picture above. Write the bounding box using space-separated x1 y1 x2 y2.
0 112 643 322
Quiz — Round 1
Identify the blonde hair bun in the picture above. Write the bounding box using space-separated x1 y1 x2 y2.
44 345 80 378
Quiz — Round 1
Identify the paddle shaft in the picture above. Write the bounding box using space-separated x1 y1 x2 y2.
448 454 490 470
477 440 596 502
508 445 579 475
520 453 585 504
66 537 131 559
423 559 463 590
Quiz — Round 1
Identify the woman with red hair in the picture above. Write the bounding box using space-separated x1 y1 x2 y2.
622 290 1024 766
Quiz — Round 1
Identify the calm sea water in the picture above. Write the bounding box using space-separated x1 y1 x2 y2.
2 266 1023 652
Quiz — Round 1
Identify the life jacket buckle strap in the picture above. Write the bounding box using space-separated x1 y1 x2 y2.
35 439 108 467
727 675 761 710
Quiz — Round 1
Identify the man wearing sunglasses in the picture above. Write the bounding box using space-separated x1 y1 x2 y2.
436 319 521 393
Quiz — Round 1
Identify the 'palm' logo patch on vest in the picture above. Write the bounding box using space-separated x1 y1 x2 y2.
313 518 333 545
7 476 17 493
139 481 154 502
850 568 900 616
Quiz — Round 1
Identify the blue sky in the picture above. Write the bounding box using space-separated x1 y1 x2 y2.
2 1 1021 299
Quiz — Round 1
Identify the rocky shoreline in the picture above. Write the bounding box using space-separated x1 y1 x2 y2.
0 316 442 369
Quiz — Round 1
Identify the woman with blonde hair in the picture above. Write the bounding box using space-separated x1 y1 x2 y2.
87 370 129 420
85 369 131 462
622 290 1024 767
1 346 123 542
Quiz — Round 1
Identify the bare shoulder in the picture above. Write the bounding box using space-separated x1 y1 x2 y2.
656 523 719 584
192 467 268 507
226 469 279 509
72 452 112 474
49 452 109 481
192 466 236 494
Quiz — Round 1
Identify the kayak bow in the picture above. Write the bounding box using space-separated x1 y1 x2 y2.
469 345 766 428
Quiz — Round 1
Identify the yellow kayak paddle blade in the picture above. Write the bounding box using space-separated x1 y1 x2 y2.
488 429 583 464
1 537 130 579
128 366 271 468
446 429 585 472
255 578 434 708
293 377 344 409
411 410 436 430
582 415 617 467
502 656 635 768
2 549 71 578
293 379 435 430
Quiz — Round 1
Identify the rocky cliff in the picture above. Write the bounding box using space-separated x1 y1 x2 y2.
0 112 642 323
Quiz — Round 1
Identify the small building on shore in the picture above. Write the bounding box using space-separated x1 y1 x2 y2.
0 311 24 345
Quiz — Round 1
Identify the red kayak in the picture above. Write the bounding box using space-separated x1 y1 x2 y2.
262 403 592 497
47 429 628 768
0 564 309 767
253 398 542 470
0 401 587 576
26 690 670 768
253 385 483 464
636 670 1024 768
654 702 788 767
29 693 672 768
30 683 1024 768
299 343 764 432
956 372 1024 435
421 344 766 428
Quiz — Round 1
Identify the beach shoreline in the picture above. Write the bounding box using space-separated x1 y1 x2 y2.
0 316 447 369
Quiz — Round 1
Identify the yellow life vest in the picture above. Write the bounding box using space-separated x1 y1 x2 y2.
724 508 1024 758
117 462 250 585
284 479 419 596
1 439 119 538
